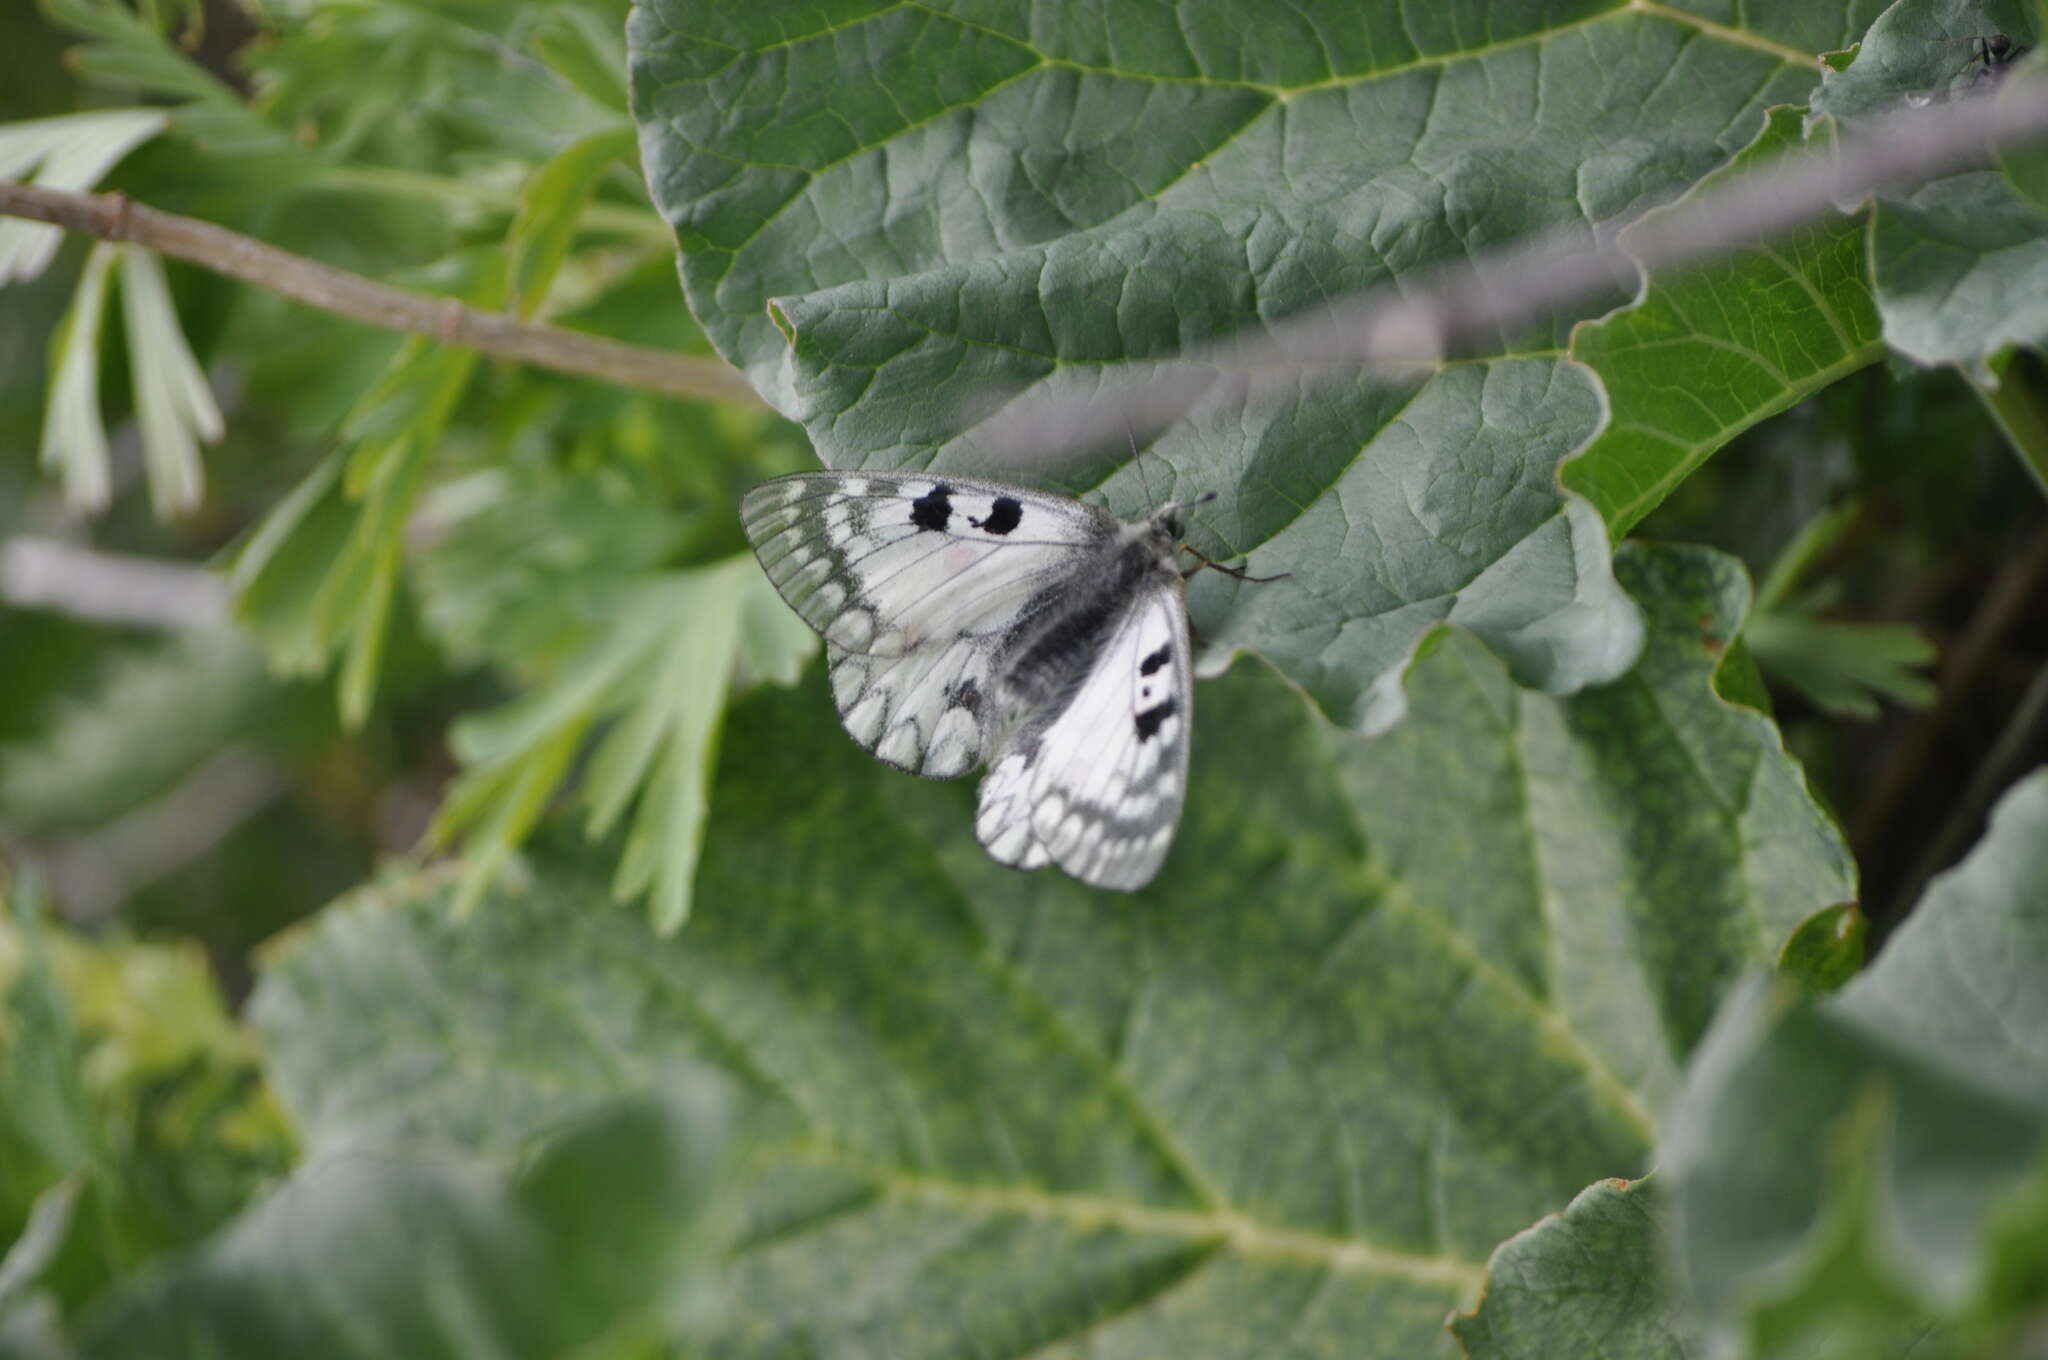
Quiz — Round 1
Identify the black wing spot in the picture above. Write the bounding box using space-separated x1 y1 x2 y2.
1134 698 1177 742
946 676 983 712
969 496 1023 536
910 483 954 532
1139 645 1171 676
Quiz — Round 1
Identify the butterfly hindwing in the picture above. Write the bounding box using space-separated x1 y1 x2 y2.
974 579 1191 891
742 472 1115 779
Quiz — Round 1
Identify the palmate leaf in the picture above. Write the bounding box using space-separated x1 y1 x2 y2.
627 1 1866 730
430 555 816 932
235 545 1852 1358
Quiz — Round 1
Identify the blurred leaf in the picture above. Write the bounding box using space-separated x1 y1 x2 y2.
1449 1176 1698 1360
75 1081 734 1360
0 1179 79 1324
1741 501 1940 720
1975 1147 2048 1343
35 243 117 514
0 1178 78 1305
0 894 94 1183
242 0 614 170
433 555 816 931
37 0 285 156
413 465 688 670
1566 107 1884 534
1812 0 2048 376
1661 771 2048 1356
231 337 479 725
114 248 219 519
0 109 166 285
504 128 637 319
1735 1086 1963 1360
253 545 1853 1356
0 886 289 1321
30 241 222 521
1744 611 1939 719
529 7 631 116
623 4 1852 730
0 631 275 833
1751 502 1859 615
1776 901 1868 994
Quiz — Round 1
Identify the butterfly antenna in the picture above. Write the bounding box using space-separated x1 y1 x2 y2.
1179 541 1289 584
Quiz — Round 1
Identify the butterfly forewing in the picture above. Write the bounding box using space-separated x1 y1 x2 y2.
741 472 1116 779
974 581 1191 890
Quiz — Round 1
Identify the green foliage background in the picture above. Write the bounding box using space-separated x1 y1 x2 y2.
2 0 2047 1356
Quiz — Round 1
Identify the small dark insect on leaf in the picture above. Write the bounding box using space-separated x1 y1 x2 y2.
1966 32 2030 83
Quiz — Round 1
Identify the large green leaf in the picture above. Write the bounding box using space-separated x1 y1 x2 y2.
628 2 1845 727
247 545 1851 1357
1811 0 2048 374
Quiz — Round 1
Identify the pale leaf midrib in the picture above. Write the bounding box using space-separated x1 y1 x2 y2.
767 1143 1487 1289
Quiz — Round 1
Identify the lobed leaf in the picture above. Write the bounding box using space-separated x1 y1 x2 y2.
627 1 1844 728
433 556 817 931
249 545 1852 1357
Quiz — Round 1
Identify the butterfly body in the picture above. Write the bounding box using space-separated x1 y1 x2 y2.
741 471 1195 890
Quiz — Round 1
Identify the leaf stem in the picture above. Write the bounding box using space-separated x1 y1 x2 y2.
1970 350 2048 503
0 182 763 408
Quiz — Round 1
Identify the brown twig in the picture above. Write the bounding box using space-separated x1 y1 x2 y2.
0 182 765 408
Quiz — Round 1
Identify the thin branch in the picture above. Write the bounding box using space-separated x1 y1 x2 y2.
0 181 765 408
974 80 2048 460
0 536 229 630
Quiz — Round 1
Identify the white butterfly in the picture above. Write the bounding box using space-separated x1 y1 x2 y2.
741 470 1222 891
